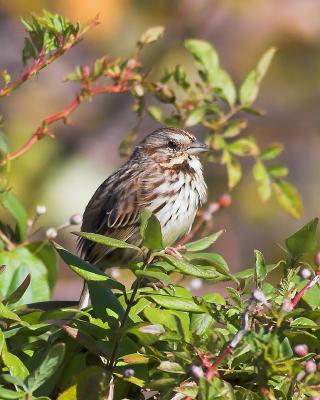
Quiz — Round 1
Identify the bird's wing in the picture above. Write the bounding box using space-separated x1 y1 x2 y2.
78 161 152 264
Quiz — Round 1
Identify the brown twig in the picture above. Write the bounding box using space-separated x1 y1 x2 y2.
0 15 99 98
0 81 132 166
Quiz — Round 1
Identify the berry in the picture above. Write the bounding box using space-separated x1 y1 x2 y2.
190 365 204 379
299 267 312 279
218 194 232 208
305 360 317 374
293 344 309 357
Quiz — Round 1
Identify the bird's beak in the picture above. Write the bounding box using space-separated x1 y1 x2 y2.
187 140 210 155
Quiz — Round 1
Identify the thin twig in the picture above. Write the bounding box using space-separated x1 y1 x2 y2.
290 271 320 309
0 15 99 98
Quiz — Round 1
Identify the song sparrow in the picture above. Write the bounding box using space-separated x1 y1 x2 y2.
78 127 208 308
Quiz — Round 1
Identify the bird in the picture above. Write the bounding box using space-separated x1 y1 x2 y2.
77 127 208 308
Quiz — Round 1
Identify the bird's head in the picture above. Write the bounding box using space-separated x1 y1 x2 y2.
135 127 209 167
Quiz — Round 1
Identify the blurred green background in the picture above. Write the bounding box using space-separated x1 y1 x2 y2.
0 0 319 299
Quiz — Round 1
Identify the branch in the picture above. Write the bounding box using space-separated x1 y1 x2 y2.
290 271 320 309
0 81 132 166
0 15 99 98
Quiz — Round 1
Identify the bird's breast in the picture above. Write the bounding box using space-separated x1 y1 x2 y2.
147 157 207 246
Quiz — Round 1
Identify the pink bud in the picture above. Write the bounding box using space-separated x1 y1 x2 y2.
299 267 312 279
294 344 309 357
305 360 317 374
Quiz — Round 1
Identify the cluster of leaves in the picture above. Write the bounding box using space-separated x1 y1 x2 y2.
0 9 317 400
1 205 320 399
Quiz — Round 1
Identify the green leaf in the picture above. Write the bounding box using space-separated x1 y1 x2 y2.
26 343 65 392
185 106 206 127
223 120 247 139
0 247 51 304
138 26 164 45
184 39 219 85
0 387 26 399
1 191 28 241
191 313 215 336
73 231 141 253
184 252 229 274
144 307 190 341
285 218 318 258
260 143 283 160
268 165 288 178
147 294 204 312
55 245 124 290
135 269 174 285
254 249 267 286
224 152 242 189
88 281 124 319
140 209 163 250
214 68 236 106
185 230 224 252
4 274 31 305
273 180 302 218
228 138 259 157
158 361 185 374
158 254 223 280
0 302 21 321
2 349 29 380
239 47 277 106
252 160 271 201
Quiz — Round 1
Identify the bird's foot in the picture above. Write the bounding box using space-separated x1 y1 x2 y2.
165 246 183 259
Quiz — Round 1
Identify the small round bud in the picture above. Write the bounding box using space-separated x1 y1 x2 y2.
69 213 83 226
36 205 47 216
253 289 268 305
123 368 135 378
315 251 320 267
305 360 317 374
299 267 312 279
294 344 309 357
188 278 202 291
218 194 232 208
190 365 204 379
282 298 293 312
46 228 58 240
207 202 219 214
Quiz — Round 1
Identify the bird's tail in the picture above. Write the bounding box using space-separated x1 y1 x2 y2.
78 281 90 309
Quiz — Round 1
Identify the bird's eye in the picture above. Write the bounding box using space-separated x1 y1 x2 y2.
168 140 178 150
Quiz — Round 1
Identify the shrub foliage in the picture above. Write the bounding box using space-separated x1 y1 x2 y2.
0 10 319 400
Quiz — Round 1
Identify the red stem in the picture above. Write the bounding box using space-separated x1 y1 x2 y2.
290 271 320 308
